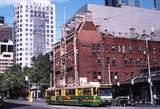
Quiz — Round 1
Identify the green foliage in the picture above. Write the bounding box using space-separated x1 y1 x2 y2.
31 53 52 85
0 53 52 93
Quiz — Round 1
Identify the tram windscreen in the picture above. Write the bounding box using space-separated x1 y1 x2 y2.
98 88 112 96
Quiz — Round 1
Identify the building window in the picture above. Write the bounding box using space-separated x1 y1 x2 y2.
97 57 101 65
106 57 110 64
111 45 116 51
139 47 146 55
130 58 133 65
118 45 121 53
98 72 102 80
111 72 114 81
153 48 156 54
128 46 132 53
124 58 128 66
125 72 128 80
112 58 116 66
114 72 119 81
136 58 140 66
131 72 134 79
92 44 101 53
93 72 97 80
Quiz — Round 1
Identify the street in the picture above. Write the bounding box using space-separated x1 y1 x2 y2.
1 99 160 109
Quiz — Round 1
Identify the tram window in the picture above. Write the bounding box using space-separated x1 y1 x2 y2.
83 88 91 95
59 90 61 96
69 89 75 95
56 90 61 96
98 88 112 96
66 89 75 95
78 89 83 95
66 90 69 96
47 91 51 96
87 90 91 95
51 91 55 96
93 87 97 95
83 88 87 95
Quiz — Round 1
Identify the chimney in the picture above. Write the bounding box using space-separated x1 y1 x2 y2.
84 10 92 21
74 14 84 30
96 25 102 33
130 27 136 37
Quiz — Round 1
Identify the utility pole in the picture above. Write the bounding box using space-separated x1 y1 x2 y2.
63 6 67 87
108 64 112 85
74 36 78 86
53 48 56 87
145 37 154 105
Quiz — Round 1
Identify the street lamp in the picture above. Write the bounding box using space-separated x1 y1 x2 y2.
145 36 154 105
25 76 32 102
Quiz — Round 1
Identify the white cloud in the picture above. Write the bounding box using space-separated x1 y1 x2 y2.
0 0 70 7
0 0 21 7
53 0 70 3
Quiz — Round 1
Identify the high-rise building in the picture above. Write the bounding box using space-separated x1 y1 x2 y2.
0 16 4 24
13 0 55 67
154 0 160 9
121 0 141 7
0 40 13 73
105 0 143 7
0 16 12 42
105 0 119 7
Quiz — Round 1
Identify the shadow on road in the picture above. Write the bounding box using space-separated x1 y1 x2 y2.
2 101 31 109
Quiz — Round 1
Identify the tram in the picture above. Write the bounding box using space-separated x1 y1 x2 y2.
45 83 112 106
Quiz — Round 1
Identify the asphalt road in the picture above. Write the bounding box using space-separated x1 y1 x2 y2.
2 99 160 109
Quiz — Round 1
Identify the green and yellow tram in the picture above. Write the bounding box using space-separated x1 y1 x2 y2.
45 83 112 106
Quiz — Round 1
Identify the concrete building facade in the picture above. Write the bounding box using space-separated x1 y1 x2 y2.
0 40 13 73
13 0 55 67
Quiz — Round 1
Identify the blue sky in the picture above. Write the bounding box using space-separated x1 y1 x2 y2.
0 0 154 40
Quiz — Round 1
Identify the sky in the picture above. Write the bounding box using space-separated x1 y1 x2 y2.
0 0 155 40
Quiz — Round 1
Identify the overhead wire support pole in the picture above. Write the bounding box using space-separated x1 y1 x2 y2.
108 64 112 85
63 6 67 87
53 46 56 87
145 37 154 105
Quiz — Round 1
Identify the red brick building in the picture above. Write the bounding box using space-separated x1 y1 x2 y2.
52 20 160 100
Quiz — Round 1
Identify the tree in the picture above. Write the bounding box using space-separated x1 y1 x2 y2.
0 53 52 98
0 64 28 98
31 53 52 85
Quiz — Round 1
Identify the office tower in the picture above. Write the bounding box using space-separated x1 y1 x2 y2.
121 0 142 7
154 0 160 9
105 0 143 7
0 16 12 42
105 0 119 7
0 40 13 73
0 16 4 24
13 0 55 67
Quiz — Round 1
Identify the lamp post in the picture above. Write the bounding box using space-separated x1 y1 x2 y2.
145 37 154 105
25 76 32 102
108 64 112 85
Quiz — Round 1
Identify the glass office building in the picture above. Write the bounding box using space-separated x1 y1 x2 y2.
154 0 160 9
105 0 119 7
105 0 142 7
121 0 141 7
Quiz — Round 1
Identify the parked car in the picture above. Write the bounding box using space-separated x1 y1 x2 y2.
112 96 135 106
0 98 4 108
